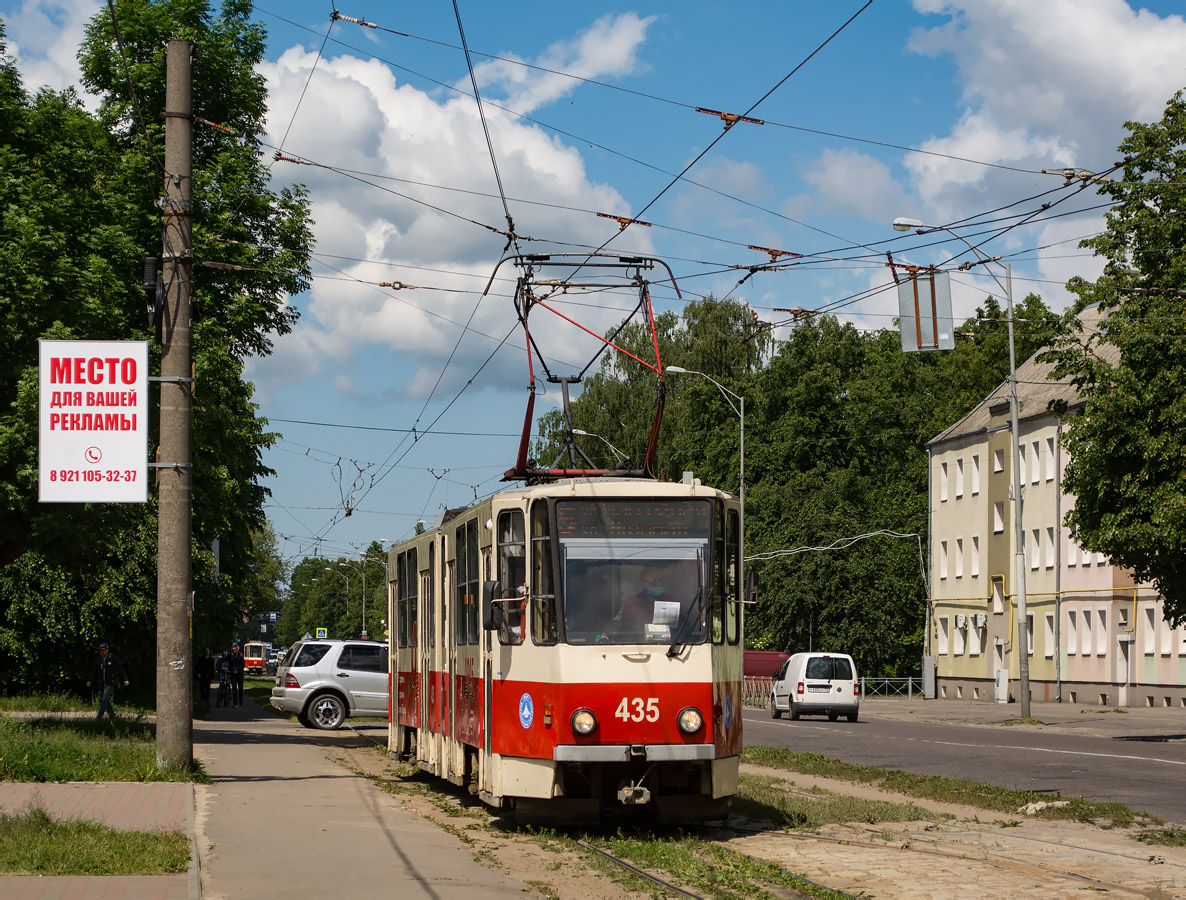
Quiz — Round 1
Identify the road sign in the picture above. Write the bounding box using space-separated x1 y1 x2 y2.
316 627 328 639
269 611 277 622
38 340 148 502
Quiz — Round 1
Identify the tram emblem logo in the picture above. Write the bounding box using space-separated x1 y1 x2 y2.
518 692 534 729
724 692 733 731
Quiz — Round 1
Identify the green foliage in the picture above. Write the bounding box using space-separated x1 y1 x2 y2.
1043 90 1186 625
0 3 313 690
278 541 388 644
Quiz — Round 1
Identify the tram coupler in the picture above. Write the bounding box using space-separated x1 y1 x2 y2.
617 784 651 805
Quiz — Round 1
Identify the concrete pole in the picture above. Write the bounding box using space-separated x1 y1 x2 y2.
1005 264 1031 718
156 40 194 768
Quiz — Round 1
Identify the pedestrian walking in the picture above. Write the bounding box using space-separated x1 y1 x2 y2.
196 647 215 703
228 642 245 707
86 641 129 721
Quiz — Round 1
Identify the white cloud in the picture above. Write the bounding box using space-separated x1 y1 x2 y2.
468 13 656 115
256 37 657 401
800 148 912 223
4 0 101 95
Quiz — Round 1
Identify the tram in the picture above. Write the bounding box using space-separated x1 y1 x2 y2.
386 477 745 821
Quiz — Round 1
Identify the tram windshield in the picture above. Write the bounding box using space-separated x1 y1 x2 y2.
555 499 712 646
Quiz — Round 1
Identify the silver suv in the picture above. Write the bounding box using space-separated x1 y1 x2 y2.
270 639 389 730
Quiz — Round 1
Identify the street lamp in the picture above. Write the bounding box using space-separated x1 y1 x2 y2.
343 555 390 641
665 366 745 602
314 567 350 618
892 216 1030 718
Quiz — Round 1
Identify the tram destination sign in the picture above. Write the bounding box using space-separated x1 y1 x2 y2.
38 340 148 503
556 499 710 538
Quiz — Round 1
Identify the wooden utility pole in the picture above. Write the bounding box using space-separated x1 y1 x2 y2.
157 39 194 768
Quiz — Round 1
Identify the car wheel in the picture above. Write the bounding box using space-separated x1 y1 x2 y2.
828 712 838 721
789 702 800 721
297 709 311 728
307 693 346 730
769 694 781 719
847 711 858 723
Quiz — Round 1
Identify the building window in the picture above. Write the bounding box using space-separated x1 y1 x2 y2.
953 617 966 656
1081 609 1092 656
955 537 964 579
1066 530 1077 567
1018 443 1026 483
1145 606 1156 656
1080 541 1091 567
1067 610 1077 655
1031 440 1041 485
938 540 948 580
940 461 949 502
971 454 981 495
1161 608 1173 656
937 615 950 655
1027 613 1035 656
993 448 1004 473
1096 608 1108 656
970 535 980 578
1044 613 1055 658
1096 551 1108 568
1045 525 1055 569
991 575 1004 614
1046 436 1056 481
969 623 982 657
1030 529 1041 570
955 457 964 498
993 502 1004 534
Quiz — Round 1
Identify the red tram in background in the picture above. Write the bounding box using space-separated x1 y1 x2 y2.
387 477 746 822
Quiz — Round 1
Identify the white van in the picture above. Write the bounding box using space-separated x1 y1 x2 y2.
769 652 859 722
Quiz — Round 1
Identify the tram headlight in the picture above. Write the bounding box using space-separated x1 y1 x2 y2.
570 708 598 736
677 707 704 734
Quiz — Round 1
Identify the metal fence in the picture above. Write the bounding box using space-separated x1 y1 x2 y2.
743 674 923 707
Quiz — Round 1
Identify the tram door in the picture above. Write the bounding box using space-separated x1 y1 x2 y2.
419 541 434 767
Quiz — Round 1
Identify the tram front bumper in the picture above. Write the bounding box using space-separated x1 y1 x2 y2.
553 744 716 762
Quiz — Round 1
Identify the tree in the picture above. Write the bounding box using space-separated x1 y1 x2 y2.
1044 89 1186 625
0 1 314 690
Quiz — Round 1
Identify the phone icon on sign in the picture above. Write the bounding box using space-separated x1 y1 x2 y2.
84 447 102 464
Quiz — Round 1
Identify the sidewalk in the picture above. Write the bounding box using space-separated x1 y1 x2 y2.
859 695 1186 738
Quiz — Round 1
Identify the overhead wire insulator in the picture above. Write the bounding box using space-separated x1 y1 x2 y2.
378 281 414 290
695 106 764 129
748 244 802 262
273 151 310 165
597 212 653 231
332 11 378 28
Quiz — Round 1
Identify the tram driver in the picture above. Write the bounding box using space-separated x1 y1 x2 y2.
602 563 701 641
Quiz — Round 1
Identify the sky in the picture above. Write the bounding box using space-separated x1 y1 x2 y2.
5 0 1186 567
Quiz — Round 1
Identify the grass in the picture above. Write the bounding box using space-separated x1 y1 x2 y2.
1135 826 1186 847
1083 707 1129 714
580 829 853 900
742 746 1142 829
0 716 204 782
0 806 188 875
734 772 940 829
1001 716 1046 726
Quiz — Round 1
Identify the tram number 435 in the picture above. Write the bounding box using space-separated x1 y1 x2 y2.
616 697 660 722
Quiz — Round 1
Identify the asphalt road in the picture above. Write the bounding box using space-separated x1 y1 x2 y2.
743 705 1186 825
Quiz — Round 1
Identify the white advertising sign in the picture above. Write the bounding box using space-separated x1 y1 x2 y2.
39 340 149 503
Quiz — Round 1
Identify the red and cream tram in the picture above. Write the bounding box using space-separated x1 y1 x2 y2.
387 477 744 821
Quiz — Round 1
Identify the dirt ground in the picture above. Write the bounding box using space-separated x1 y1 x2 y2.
326 742 1186 899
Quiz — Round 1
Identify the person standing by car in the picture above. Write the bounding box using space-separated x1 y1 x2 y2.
86 641 129 721
228 643 245 707
195 647 215 703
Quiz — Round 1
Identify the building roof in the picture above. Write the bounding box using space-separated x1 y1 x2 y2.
928 305 1113 447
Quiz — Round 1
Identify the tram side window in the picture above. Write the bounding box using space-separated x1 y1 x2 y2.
406 547 418 647
454 520 480 645
726 508 740 645
396 552 408 648
426 543 435 649
466 520 480 642
498 510 526 645
531 501 558 645
712 502 725 644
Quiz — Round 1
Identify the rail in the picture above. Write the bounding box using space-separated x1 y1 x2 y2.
743 675 924 707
